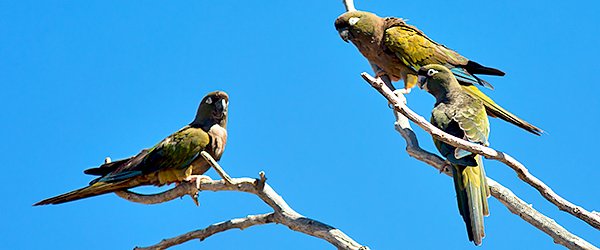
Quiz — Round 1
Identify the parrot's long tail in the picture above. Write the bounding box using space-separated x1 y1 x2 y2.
33 181 133 206
461 85 543 136
451 156 490 246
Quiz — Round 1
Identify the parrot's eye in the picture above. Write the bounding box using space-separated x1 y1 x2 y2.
205 97 213 104
349 17 360 26
427 69 439 77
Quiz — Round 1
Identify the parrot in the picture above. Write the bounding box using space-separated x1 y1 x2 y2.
417 64 490 245
334 11 543 136
34 91 229 205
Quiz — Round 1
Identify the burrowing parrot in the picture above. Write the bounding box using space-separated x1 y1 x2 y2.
34 91 229 205
418 64 490 245
334 11 543 135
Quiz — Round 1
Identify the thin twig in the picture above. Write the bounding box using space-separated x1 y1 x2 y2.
134 213 276 250
118 172 368 250
362 72 598 250
200 151 233 184
256 171 267 191
361 72 600 230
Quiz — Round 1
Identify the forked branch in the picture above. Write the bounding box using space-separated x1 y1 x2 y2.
361 72 598 250
116 153 368 250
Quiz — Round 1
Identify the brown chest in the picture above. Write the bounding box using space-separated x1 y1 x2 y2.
353 40 411 82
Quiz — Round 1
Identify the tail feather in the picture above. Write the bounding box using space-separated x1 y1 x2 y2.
33 181 131 206
451 67 494 90
451 157 489 246
461 85 544 136
84 158 129 176
465 61 505 76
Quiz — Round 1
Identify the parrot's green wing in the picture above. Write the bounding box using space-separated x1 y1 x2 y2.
430 95 490 246
383 18 502 90
33 126 211 206
383 20 542 135
453 98 489 144
432 96 489 162
460 85 541 135
96 125 210 185
384 22 468 72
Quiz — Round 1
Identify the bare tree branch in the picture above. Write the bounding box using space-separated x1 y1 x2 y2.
488 179 597 250
134 213 276 250
362 72 598 250
393 108 597 250
362 72 600 230
116 157 368 250
115 182 199 205
342 0 356 12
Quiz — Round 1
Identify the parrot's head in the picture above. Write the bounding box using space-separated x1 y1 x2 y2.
417 64 460 98
334 11 382 44
192 91 229 129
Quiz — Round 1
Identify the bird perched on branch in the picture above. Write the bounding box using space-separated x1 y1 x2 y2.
334 11 542 135
418 64 490 245
35 91 229 205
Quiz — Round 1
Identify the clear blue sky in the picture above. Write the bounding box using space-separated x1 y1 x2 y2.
2 1 599 249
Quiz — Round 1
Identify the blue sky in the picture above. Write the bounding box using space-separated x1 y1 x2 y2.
2 1 599 249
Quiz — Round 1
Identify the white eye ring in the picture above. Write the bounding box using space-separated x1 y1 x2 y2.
427 69 439 77
349 17 360 26
205 97 213 104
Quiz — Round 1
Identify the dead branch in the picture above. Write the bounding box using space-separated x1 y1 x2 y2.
134 213 276 250
362 72 600 230
116 155 368 250
362 72 598 250
342 0 356 12
200 151 233 184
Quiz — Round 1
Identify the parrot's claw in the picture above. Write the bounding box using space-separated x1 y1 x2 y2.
392 89 408 105
183 175 212 206
191 193 200 206
185 175 212 190
439 164 451 174
393 88 411 95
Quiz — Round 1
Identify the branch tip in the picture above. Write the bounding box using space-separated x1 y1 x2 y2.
256 171 267 191
342 0 357 12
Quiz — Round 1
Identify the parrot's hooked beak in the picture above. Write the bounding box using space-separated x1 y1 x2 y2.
417 75 427 89
213 99 227 119
338 28 351 43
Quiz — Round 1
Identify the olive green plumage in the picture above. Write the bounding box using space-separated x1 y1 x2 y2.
334 11 543 135
34 91 229 205
418 64 490 245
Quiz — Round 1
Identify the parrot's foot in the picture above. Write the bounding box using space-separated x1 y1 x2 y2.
393 88 411 95
375 71 397 91
439 164 451 174
375 69 387 79
183 175 212 206
392 89 408 106
184 175 212 189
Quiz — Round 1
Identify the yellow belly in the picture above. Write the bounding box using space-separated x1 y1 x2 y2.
156 165 193 185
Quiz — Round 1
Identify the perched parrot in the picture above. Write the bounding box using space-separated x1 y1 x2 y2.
34 91 229 205
334 11 543 135
418 64 490 245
